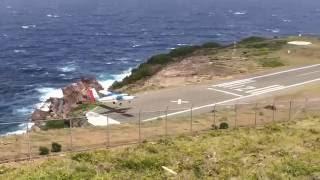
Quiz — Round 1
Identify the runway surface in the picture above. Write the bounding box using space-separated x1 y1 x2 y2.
105 64 320 123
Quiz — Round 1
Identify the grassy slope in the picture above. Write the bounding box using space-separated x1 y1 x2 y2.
1 118 319 179
110 36 288 91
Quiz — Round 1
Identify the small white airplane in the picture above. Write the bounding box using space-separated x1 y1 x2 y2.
90 88 136 105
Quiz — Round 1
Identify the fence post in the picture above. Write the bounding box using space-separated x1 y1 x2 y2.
213 105 216 127
138 110 141 144
304 97 309 115
165 106 168 137
190 105 193 134
106 115 110 148
289 100 293 121
69 118 73 152
272 99 276 122
26 119 31 161
254 103 258 127
234 104 238 128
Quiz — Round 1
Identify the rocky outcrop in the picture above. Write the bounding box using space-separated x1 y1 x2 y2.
31 77 103 122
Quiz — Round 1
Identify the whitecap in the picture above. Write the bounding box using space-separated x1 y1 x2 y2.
282 19 292 23
132 44 141 48
105 62 113 65
36 87 63 102
6 6 12 9
112 68 132 82
47 14 60 18
4 122 34 136
116 57 129 61
21 25 36 29
15 107 33 115
98 68 132 89
233 11 247 15
177 43 189 46
58 64 76 72
14 49 27 53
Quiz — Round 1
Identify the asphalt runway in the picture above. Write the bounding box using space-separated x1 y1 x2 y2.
106 64 320 123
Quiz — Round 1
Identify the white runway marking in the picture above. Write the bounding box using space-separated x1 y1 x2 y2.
246 85 283 94
212 64 320 88
207 88 243 97
144 77 320 122
298 70 320 77
171 99 189 105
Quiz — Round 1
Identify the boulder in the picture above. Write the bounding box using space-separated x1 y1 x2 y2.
31 76 104 122
31 109 49 121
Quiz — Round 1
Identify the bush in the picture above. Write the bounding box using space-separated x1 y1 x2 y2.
219 122 229 129
201 42 221 48
259 58 284 67
169 45 200 57
51 142 62 153
43 120 67 130
239 36 267 44
147 54 172 65
39 146 49 155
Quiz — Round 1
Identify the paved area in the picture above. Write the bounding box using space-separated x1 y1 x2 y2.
105 64 320 122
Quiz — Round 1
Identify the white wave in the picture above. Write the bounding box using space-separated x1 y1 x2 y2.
21 25 36 29
15 107 33 115
14 49 27 53
4 122 34 136
58 64 76 72
36 87 63 102
6 6 12 9
99 80 115 90
267 28 280 33
177 43 189 46
47 14 60 18
98 68 132 89
105 62 113 65
282 19 292 23
132 44 141 48
116 57 129 61
233 11 247 15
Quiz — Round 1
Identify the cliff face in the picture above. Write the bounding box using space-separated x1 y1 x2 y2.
31 77 103 122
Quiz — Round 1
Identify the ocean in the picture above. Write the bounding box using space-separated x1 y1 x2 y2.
0 0 320 135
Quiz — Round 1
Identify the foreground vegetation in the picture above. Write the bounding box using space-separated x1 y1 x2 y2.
1 117 319 179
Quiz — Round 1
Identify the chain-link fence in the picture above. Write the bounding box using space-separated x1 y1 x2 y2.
0 98 319 164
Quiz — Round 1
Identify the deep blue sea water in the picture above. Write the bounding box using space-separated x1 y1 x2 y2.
0 0 320 135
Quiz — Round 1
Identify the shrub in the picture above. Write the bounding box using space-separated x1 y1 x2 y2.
39 146 49 155
147 54 172 65
219 122 229 129
169 45 200 57
201 42 221 48
259 58 284 67
51 142 62 153
239 36 267 44
43 120 67 130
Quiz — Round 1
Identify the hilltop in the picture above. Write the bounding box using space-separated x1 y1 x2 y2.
111 36 320 93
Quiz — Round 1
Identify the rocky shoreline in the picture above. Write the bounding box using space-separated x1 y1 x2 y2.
31 77 104 128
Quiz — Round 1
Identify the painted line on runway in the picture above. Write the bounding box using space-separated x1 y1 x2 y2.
246 85 282 94
251 86 285 95
143 77 320 122
207 88 243 97
212 64 320 87
297 70 320 77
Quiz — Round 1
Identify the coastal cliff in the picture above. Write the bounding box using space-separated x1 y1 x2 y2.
31 77 103 124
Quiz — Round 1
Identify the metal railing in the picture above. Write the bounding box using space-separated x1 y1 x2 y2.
0 98 319 164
